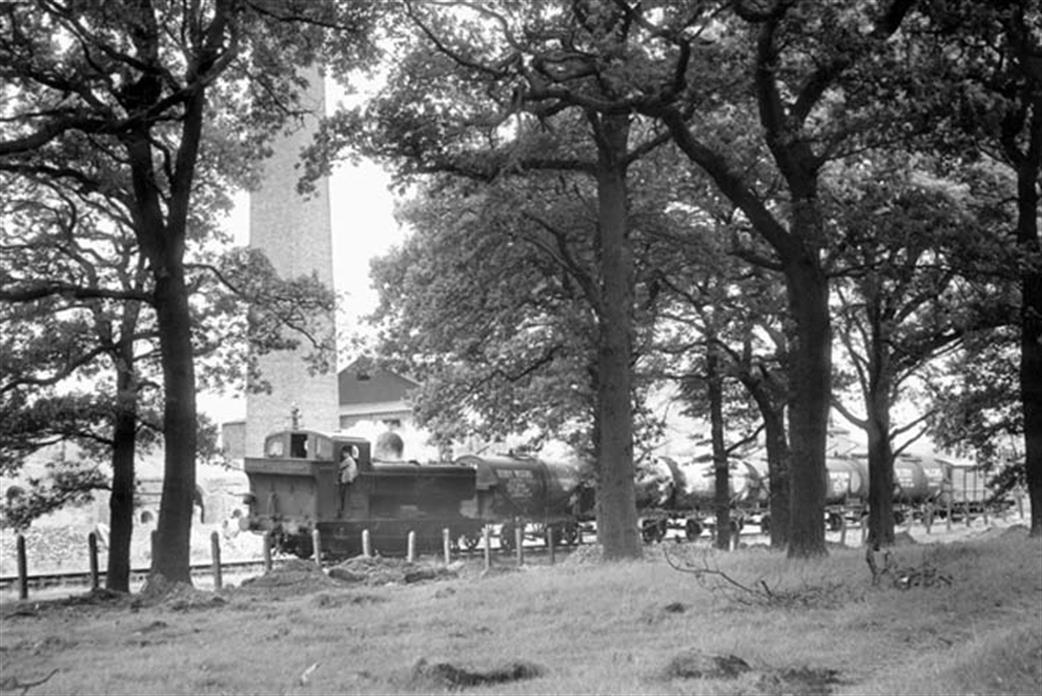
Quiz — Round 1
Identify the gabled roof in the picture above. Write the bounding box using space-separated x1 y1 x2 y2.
337 359 420 407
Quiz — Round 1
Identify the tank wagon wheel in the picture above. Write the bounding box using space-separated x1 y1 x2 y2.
499 523 515 553
641 519 664 543
685 519 702 540
560 522 580 546
826 513 844 532
458 533 481 551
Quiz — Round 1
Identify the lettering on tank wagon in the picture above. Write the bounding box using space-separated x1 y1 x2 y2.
896 470 916 487
502 468 535 499
829 471 850 495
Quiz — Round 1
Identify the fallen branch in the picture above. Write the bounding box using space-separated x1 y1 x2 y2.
865 545 954 590
0 669 58 695
663 548 776 603
664 548 846 609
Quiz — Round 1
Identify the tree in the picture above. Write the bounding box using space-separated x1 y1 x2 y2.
629 0 924 557
0 159 335 592
829 155 1012 547
369 176 602 454
650 221 792 548
0 0 378 586
912 0 1042 536
319 2 701 559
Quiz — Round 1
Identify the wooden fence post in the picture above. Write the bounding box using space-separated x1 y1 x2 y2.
442 528 451 565
362 529 372 557
17 534 28 601
311 529 322 569
262 531 273 573
210 531 223 590
407 531 416 563
546 526 556 566
515 525 524 566
483 525 492 572
88 532 100 591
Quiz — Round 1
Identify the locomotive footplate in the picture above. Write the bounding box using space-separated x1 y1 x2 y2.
315 518 485 559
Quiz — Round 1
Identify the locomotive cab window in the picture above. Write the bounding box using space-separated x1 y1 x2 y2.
290 433 308 458
266 437 285 458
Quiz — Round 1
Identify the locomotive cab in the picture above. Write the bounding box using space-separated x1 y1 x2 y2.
243 430 372 542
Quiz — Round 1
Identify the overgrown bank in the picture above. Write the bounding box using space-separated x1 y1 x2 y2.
0 527 1039 695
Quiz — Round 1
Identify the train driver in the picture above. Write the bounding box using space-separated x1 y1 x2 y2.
338 445 360 514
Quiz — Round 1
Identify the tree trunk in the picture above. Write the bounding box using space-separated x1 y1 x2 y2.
707 340 731 550
762 402 790 549
126 82 206 587
864 398 895 548
106 356 138 593
150 269 198 584
864 307 896 548
784 249 830 558
592 112 640 560
1015 137 1042 538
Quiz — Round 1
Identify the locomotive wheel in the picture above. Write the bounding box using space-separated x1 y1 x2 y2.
287 533 314 560
759 515 771 535
459 533 481 551
893 510 906 525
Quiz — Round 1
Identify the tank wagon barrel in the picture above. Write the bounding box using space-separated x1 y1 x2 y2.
454 453 587 550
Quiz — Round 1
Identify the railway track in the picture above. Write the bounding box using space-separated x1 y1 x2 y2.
0 541 586 599
0 558 271 596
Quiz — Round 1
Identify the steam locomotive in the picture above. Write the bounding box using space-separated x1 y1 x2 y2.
240 428 589 559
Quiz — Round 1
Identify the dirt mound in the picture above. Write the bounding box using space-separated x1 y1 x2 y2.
134 577 228 611
410 658 545 689
239 559 337 593
327 555 461 585
660 650 842 695
560 544 604 565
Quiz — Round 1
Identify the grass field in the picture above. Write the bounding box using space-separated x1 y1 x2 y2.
0 525 1039 695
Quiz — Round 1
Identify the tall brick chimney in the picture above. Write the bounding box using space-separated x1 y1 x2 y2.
245 69 339 457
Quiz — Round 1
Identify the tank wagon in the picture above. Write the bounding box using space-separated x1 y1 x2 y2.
634 455 768 542
455 453 588 550
241 428 590 559
817 451 1007 530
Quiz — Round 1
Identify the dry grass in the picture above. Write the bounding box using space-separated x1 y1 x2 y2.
0 526 1039 695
